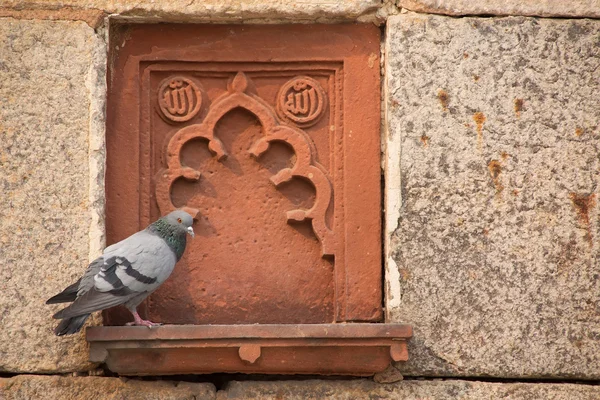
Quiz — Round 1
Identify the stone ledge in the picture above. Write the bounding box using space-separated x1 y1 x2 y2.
399 0 600 18
86 324 412 376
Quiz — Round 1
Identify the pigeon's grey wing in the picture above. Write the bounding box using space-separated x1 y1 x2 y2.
46 256 104 304
53 231 176 319
97 231 177 293
52 286 136 319
77 256 104 295
46 279 82 304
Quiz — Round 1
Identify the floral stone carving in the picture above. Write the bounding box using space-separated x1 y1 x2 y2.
155 72 335 256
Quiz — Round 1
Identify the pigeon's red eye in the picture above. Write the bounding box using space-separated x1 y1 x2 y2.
177 218 182 223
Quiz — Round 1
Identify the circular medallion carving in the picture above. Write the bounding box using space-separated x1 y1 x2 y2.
276 76 327 127
158 76 203 122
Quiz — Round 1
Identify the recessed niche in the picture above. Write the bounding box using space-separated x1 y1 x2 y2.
91 23 411 376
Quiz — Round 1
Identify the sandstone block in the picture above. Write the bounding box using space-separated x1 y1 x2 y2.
223 379 600 399
0 18 105 373
0 0 380 25
399 0 600 18
385 14 600 378
0 375 215 400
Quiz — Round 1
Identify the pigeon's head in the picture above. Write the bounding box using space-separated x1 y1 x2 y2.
165 210 195 238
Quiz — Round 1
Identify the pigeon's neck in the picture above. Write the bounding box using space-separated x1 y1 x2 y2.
148 219 187 261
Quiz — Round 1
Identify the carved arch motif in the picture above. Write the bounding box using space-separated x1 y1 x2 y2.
155 72 336 257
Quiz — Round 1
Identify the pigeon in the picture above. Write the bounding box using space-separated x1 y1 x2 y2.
46 210 195 336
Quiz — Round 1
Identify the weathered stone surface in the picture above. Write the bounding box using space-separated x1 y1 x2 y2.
0 375 215 400
399 0 600 18
222 379 600 399
0 0 380 25
0 18 105 373
0 8 105 28
385 15 600 378
3 377 599 399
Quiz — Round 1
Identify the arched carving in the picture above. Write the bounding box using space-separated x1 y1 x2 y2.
155 72 336 257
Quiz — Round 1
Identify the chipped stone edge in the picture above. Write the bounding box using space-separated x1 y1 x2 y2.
85 19 108 330
382 22 402 322
359 0 400 24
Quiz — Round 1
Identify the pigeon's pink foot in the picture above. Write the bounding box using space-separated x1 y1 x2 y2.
127 311 162 328
126 319 161 327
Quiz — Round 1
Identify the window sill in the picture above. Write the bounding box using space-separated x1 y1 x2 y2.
86 323 412 376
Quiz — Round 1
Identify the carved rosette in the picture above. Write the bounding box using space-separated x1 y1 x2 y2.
276 76 327 127
157 76 204 123
155 72 336 257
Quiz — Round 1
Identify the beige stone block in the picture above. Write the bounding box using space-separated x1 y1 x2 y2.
0 375 215 400
399 0 600 18
0 0 380 25
385 15 600 378
223 379 600 399
0 18 105 373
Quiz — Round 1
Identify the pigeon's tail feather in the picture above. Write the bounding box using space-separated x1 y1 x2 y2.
54 314 90 336
46 279 81 304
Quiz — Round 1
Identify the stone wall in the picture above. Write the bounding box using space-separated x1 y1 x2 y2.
1 0 599 398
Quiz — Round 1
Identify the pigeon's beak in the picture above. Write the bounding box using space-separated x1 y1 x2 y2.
187 226 195 238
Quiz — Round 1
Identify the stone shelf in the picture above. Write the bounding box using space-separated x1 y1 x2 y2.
86 324 412 376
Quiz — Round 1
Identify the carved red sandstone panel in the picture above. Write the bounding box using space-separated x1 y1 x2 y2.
105 24 382 325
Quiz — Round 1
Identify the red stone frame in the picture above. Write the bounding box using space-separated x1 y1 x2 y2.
87 23 411 375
